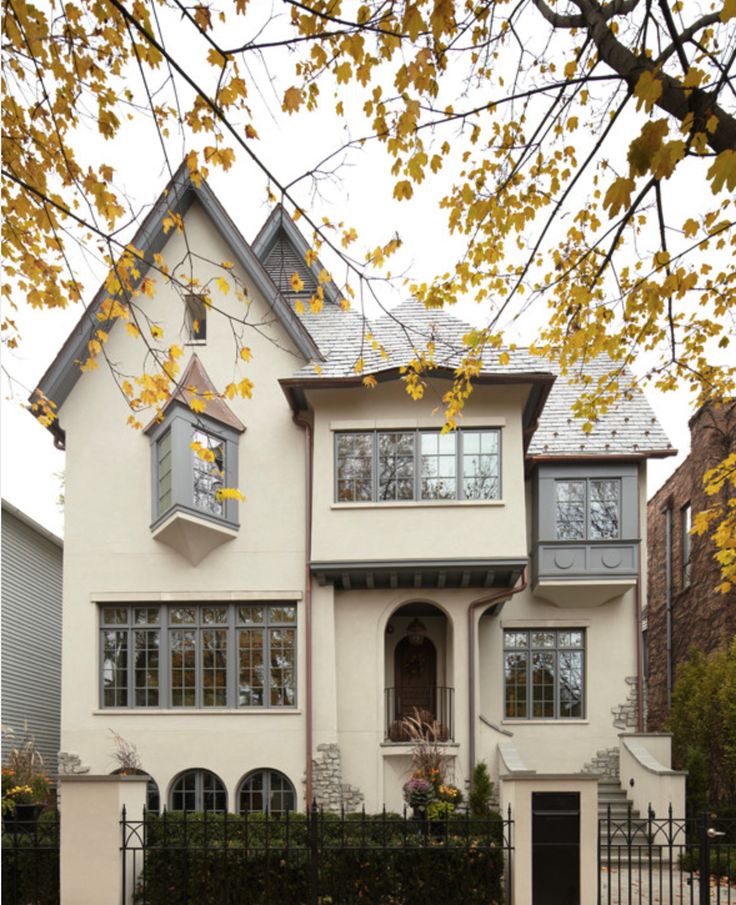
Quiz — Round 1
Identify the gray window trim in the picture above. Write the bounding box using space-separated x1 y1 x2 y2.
237 769 297 815
169 768 227 813
503 628 586 720
149 407 240 529
99 604 297 710
553 477 621 541
334 428 502 503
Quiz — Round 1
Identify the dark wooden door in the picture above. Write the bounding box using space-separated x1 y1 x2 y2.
394 635 437 719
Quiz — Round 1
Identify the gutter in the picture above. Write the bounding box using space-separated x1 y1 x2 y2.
467 569 528 782
292 411 314 804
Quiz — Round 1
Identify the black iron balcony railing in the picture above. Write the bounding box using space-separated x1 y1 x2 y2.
384 686 454 742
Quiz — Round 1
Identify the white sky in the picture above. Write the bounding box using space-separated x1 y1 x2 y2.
2 3 725 537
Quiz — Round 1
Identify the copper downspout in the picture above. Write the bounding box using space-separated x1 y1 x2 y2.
467 568 528 781
293 412 314 803
635 469 645 732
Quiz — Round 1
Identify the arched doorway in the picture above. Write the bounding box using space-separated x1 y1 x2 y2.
385 603 453 741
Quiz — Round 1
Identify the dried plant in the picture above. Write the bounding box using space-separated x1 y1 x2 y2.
400 708 451 783
109 730 142 774
2 725 46 786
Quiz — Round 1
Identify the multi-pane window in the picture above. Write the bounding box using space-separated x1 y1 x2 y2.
192 429 225 517
101 607 160 707
100 604 297 709
681 503 692 589
157 429 172 514
238 605 297 707
335 429 501 503
170 770 226 813
504 629 585 719
238 770 296 815
555 479 619 540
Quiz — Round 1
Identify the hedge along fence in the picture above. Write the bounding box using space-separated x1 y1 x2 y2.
1 809 60 905
124 808 511 905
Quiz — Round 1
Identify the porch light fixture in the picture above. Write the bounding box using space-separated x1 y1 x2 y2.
406 618 427 646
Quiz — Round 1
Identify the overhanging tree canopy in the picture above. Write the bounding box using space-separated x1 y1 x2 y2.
2 0 734 586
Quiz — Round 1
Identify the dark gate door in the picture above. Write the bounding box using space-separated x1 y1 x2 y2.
394 635 437 719
532 791 580 905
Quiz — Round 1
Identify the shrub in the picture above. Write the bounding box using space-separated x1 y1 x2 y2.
469 761 494 818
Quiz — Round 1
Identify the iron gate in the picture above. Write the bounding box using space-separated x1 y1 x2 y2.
599 807 735 904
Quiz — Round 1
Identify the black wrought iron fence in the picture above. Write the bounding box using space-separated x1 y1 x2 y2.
599 806 735 905
122 803 513 905
1 809 60 905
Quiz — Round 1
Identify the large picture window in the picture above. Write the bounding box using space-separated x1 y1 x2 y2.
336 429 501 503
555 479 620 540
100 604 297 709
504 629 585 719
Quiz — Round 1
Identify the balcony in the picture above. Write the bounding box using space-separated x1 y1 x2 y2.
384 686 455 742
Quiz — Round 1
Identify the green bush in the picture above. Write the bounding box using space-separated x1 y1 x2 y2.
666 639 736 809
469 761 494 818
137 811 506 904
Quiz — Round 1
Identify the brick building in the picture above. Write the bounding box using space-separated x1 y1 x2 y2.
645 400 736 730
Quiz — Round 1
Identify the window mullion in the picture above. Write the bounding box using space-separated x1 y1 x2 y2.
195 607 202 709
372 432 378 502
264 610 271 709
127 611 134 709
228 606 235 709
458 431 464 501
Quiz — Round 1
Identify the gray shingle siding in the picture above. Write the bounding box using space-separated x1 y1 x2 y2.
1 504 62 775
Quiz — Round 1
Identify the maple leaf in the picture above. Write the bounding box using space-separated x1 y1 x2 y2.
283 87 303 114
633 71 663 113
290 272 304 292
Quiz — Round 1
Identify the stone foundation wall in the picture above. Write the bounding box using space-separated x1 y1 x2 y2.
311 742 364 813
612 675 639 731
582 747 620 779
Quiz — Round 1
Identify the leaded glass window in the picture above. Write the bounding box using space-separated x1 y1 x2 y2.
192 429 225 516
555 479 620 541
238 770 296 815
238 605 296 707
336 432 373 501
170 770 226 813
335 429 501 503
504 629 584 719
100 603 297 709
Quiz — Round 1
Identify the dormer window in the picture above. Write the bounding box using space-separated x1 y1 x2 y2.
145 355 246 565
185 294 207 342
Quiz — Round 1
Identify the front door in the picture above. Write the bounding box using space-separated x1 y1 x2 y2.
394 635 437 721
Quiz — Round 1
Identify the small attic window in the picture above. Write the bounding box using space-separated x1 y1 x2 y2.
186 295 207 343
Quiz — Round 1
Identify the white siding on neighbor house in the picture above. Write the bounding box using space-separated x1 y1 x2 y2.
1 504 63 774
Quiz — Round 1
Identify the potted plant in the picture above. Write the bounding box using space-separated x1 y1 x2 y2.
402 776 434 818
2 731 51 831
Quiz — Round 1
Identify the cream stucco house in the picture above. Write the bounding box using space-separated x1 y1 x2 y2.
33 163 677 817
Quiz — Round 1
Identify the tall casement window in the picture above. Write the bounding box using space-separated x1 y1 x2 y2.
504 629 585 719
99 604 297 709
185 294 207 342
238 770 296 815
681 503 692 589
191 429 225 517
335 429 501 503
170 770 226 812
555 479 620 540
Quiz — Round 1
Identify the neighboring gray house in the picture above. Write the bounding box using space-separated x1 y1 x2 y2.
1 500 63 774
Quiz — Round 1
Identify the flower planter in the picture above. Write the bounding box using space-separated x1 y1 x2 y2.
3 802 45 833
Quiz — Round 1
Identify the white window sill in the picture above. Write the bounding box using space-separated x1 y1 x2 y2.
502 719 589 726
94 708 302 716
331 500 505 510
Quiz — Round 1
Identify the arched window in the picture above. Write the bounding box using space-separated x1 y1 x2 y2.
238 770 295 815
169 769 226 813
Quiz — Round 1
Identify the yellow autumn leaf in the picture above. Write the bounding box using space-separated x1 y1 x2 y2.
633 70 663 113
150 323 163 340
244 124 258 139
283 87 303 114
189 397 206 413
216 275 230 294
363 375 377 388
721 0 736 21
602 177 635 217
707 150 736 194
682 218 699 237
207 47 226 68
393 180 413 201
290 272 304 292
237 378 253 398
126 323 140 338
217 487 246 502
239 346 252 361
564 60 576 79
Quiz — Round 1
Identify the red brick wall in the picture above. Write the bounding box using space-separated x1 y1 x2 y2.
646 401 736 730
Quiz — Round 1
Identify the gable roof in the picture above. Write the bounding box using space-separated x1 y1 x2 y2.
143 354 246 434
33 162 323 418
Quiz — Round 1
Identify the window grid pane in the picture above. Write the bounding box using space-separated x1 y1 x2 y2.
420 431 457 500
239 771 296 816
192 429 225 516
378 432 415 501
462 430 500 500
336 433 373 501
504 629 585 720
102 604 297 709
